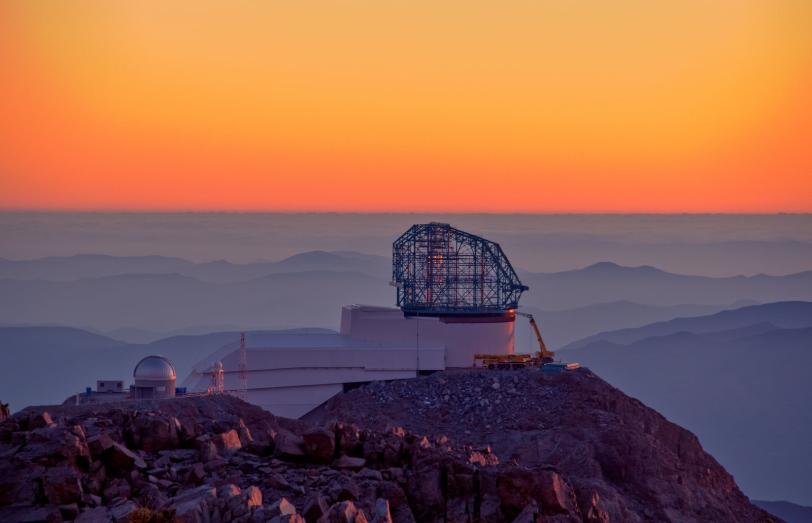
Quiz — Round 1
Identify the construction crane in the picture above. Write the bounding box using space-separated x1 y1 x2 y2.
516 311 555 364
473 311 559 369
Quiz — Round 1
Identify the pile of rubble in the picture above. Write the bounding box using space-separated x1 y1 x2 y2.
0 369 778 522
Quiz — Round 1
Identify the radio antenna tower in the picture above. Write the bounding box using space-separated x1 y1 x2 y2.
238 332 248 400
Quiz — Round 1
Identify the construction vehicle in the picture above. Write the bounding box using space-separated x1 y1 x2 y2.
517 311 555 364
473 352 536 370
474 311 571 370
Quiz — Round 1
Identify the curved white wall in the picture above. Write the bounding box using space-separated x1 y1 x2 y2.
183 304 515 418
341 305 515 367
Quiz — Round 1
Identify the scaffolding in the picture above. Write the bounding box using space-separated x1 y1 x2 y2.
392 223 528 316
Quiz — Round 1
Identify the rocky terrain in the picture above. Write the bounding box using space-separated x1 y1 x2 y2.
0 368 778 522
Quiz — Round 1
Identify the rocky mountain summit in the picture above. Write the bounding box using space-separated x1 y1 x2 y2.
0 368 777 522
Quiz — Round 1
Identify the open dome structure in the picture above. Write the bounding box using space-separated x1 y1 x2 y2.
392 223 527 317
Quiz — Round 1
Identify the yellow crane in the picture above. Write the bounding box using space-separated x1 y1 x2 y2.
473 311 556 368
517 311 555 364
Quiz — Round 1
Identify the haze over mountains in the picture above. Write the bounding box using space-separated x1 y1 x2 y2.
2 213 812 510
2 252 811 345
561 301 812 506
3 213 811 276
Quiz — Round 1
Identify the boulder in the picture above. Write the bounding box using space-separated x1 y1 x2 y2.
109 500 138 523
371 499 393 523
197 438 220 462
75 507 112 523
138 482 170 511
265 472 292 490
333 455 366 471
0 505 62 523
512 501 541 523
171 485 217 523
329 476 361 502
102 441 146 473
275 430 305 460
318 501 369 523
29 411 55 430
538 469 576 514
334 423 362 456
405 464 444 520
244 486 263 508
59 503 80 521
358 468 383 481
127 415 179 452
212 429 242 454
186 462 206 485
238 421 254 446
268 497 297 517
102 478 131 503
374 482 414 523
479 494 502 522
496 466 538 519
87 433 115 458
303 429 335 463
303 494 330 522
44 465 83 505
0 462 42 505
218 483 242 500
15 425 89 466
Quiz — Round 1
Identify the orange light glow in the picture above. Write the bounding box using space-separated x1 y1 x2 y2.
1 1 811 212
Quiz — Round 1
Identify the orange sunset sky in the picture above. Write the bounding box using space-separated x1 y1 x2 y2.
1 1 811 212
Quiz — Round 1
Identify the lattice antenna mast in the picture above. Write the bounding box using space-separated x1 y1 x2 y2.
238 333 248 400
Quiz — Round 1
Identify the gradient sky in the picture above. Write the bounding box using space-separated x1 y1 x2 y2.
1 1 811 212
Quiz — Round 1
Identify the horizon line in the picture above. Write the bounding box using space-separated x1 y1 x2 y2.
1 210 811 216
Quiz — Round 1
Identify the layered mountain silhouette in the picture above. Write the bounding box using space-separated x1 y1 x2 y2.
754 500 812 523
0 326 333 412
520 261 812 309
0 251 391 282
561 301 812 506
2 254 811 338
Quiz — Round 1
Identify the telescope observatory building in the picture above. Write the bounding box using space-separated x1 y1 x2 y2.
183 223 528 418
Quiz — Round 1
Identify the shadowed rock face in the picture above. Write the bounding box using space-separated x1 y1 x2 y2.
0 370 778 523
310 369 779 523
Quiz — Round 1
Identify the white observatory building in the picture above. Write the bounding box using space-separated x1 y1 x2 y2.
183 223 526 418
132 355 177 399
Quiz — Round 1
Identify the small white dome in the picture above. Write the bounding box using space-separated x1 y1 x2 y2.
134 355 176 380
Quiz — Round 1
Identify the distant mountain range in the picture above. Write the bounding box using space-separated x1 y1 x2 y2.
0 326 333 413
521 300 750 349
520 261 812 309
754 500 812 523
561 301 812 506
0 251 391 282
2 253 811 338
0 267 390 333
561 300 812 350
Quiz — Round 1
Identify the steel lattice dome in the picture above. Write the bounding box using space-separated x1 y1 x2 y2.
133 355 177 381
